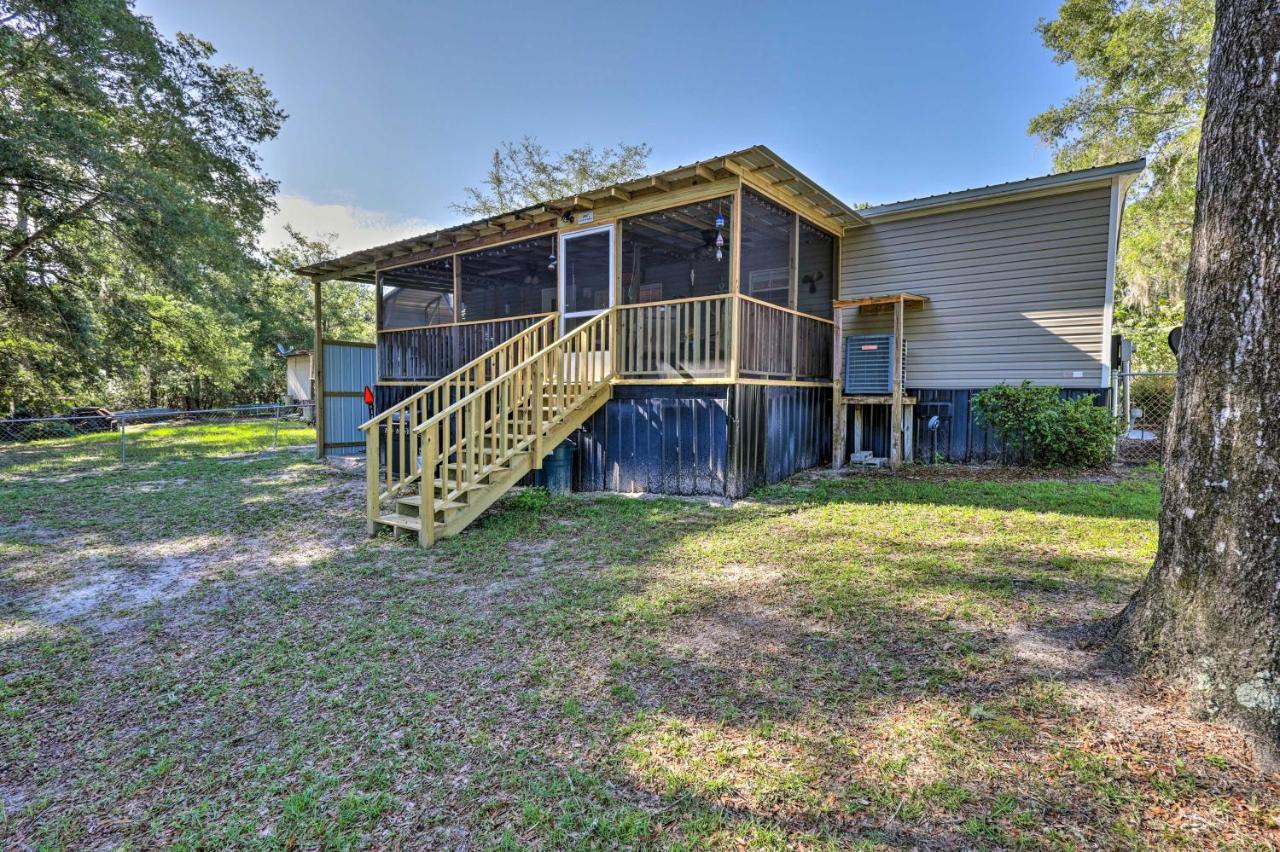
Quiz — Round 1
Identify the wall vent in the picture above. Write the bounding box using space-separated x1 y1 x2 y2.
844 334 900 395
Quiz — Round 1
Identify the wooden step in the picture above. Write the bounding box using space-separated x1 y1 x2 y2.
375 512 445 536
396 494 466 512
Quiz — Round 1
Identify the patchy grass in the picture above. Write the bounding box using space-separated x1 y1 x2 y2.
0 418 313 478
1 455 1275 849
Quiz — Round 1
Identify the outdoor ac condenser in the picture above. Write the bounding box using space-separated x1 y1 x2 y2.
844 334 902 395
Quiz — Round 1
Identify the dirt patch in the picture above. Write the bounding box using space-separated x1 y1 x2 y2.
27 556 201 629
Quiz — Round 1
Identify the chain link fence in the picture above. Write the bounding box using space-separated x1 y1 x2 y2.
1115 371 1176 465
0 404 315 476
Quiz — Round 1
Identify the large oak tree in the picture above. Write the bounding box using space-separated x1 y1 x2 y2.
1106 0 1279 769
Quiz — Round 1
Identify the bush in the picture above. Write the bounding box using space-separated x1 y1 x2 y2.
17 420 77 442
972 382 1120 468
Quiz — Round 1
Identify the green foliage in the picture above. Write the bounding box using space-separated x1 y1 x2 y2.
1113 298 1182 370
16 420 75 442
973 382 1121 468
0 0 289 414
1030 0 1210 367
453 137 651 218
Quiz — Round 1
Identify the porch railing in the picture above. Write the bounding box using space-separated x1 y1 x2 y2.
615 294 732 380
736 295 834 382
377 296 832 390
378 312 554 382
360 314 558 516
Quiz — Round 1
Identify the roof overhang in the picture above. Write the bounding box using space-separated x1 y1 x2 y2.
295 145 866 283
859 158 1147 224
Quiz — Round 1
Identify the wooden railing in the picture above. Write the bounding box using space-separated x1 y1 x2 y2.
360 314 558 516
378 313 553 382
411 310 615 544
615 294 732 380
737 295 834 382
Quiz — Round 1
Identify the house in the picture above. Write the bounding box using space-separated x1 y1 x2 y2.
296 146 1142 546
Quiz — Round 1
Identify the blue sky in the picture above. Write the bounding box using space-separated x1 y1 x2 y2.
137 0 1080 252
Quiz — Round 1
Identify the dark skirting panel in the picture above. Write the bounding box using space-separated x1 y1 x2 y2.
847 387 1111 464
572 385 730 496
728 384 832 497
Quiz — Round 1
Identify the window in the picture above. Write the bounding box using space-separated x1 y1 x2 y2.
457 236 556 322
620 196 733 303
379 257 455 329
740 189 794 308
795 219 835 319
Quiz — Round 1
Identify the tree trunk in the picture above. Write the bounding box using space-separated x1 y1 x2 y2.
1107 0 1279 770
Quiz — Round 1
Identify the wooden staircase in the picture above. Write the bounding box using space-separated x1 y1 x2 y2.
361 309 615 547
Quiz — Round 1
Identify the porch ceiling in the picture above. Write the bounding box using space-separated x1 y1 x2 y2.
295 145 866 284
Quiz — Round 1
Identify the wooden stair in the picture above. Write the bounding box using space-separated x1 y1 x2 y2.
366 309 615 547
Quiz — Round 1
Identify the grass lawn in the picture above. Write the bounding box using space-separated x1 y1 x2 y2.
0 418 314 478
1 448 1276 848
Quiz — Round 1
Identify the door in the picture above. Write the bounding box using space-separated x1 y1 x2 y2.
559 225 615 379
320 340 376 456
559 224 614 328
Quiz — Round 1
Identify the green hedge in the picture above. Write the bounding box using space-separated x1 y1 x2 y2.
972 382 1121 468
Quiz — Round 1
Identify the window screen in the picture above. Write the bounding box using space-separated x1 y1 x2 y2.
620 196 733 304
740 189 794 308
458 236 556 322
380 257 455 329
795 218 835 319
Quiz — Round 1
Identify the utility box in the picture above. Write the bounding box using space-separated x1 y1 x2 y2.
844 335 901 395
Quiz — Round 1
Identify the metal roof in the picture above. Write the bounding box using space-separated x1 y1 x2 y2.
295 144 866 282
859 158 1147 220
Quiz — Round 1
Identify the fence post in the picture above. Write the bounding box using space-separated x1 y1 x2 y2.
1122 371 1133 432
118 415 126 463
273 403 280 451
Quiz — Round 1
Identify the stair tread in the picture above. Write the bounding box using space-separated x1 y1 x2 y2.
375 513 444 532
396 495 467 511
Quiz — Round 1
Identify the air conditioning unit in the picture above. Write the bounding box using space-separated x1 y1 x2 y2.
844 334 903 395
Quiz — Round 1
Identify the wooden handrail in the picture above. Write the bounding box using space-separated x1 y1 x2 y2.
416 309 613 433
360 313 557 432
736 293 836 325
362 313 559 525
410 308 614 522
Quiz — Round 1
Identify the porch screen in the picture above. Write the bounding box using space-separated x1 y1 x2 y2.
795 218 835 319
458 236 556 322
620 195 733 303
739 188 794 308
380 257 455 329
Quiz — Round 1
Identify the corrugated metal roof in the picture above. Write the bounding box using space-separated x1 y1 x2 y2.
860 158 1146 219
295 145 866 282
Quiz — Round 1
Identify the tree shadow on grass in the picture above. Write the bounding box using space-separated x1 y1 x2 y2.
6 465 1247 850
756 469 1161 521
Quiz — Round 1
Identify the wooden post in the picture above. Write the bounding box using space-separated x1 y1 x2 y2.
420 431 436 548
831 304 845 469
890 295 904 470
313 278 325 459
728 185 742 382
452 256 461 323
789 214 799 381
365 424 378 534
853 406 864 455
532 356 545 469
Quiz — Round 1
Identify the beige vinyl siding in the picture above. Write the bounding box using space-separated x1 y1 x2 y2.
840 185 1114 389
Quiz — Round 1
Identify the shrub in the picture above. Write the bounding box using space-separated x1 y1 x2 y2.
17 420 77 442
972 382 1120 468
